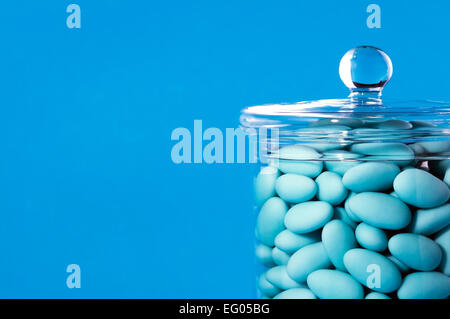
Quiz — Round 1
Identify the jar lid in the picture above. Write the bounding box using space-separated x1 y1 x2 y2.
240 46 450 160
241 46 450 126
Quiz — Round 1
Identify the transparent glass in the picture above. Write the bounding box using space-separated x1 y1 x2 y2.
243 46 450 299
249 117 450 299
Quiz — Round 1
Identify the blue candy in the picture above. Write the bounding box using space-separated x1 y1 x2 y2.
254 125 450 299
310 118 364 129
344 192 362 223
315 171 348 205
271 247 290 266
397 272 450 299
435 225 450 275
365 292 391 299
256 197 288 246
258 273 281 298
374 120 413 130
266 266 303 290
394 168 450 208
389 233 442 271
350 143 414 166
344 248 402 293
254 166 279 206
274 229 321 254
348 192 411 230
342 162 400 192
324 150 362 176
415 141 450 154
409 203 450 235
355 223 388 252
284 201 333 234
273 288 317 299
287 242 331 283
373 120 412 130
255 244 275 267
275 173 317 203
322 220 357 271
276 145 323 177
307 269 364 299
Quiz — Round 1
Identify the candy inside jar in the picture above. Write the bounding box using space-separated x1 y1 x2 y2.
241 46 450 299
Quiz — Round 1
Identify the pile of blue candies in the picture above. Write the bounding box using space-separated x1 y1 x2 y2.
254 119 450 299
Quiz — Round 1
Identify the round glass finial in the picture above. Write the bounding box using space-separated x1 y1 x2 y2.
339 46 393 97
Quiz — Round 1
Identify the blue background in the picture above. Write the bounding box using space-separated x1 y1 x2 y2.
0 0 449 298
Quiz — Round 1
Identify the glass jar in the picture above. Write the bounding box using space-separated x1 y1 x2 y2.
240 46 450 299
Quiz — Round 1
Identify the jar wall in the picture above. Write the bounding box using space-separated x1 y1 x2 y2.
253 120 450 299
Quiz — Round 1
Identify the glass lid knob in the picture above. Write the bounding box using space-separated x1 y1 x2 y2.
339 46 393 98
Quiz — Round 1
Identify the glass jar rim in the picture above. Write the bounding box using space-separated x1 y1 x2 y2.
240 98 450 129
